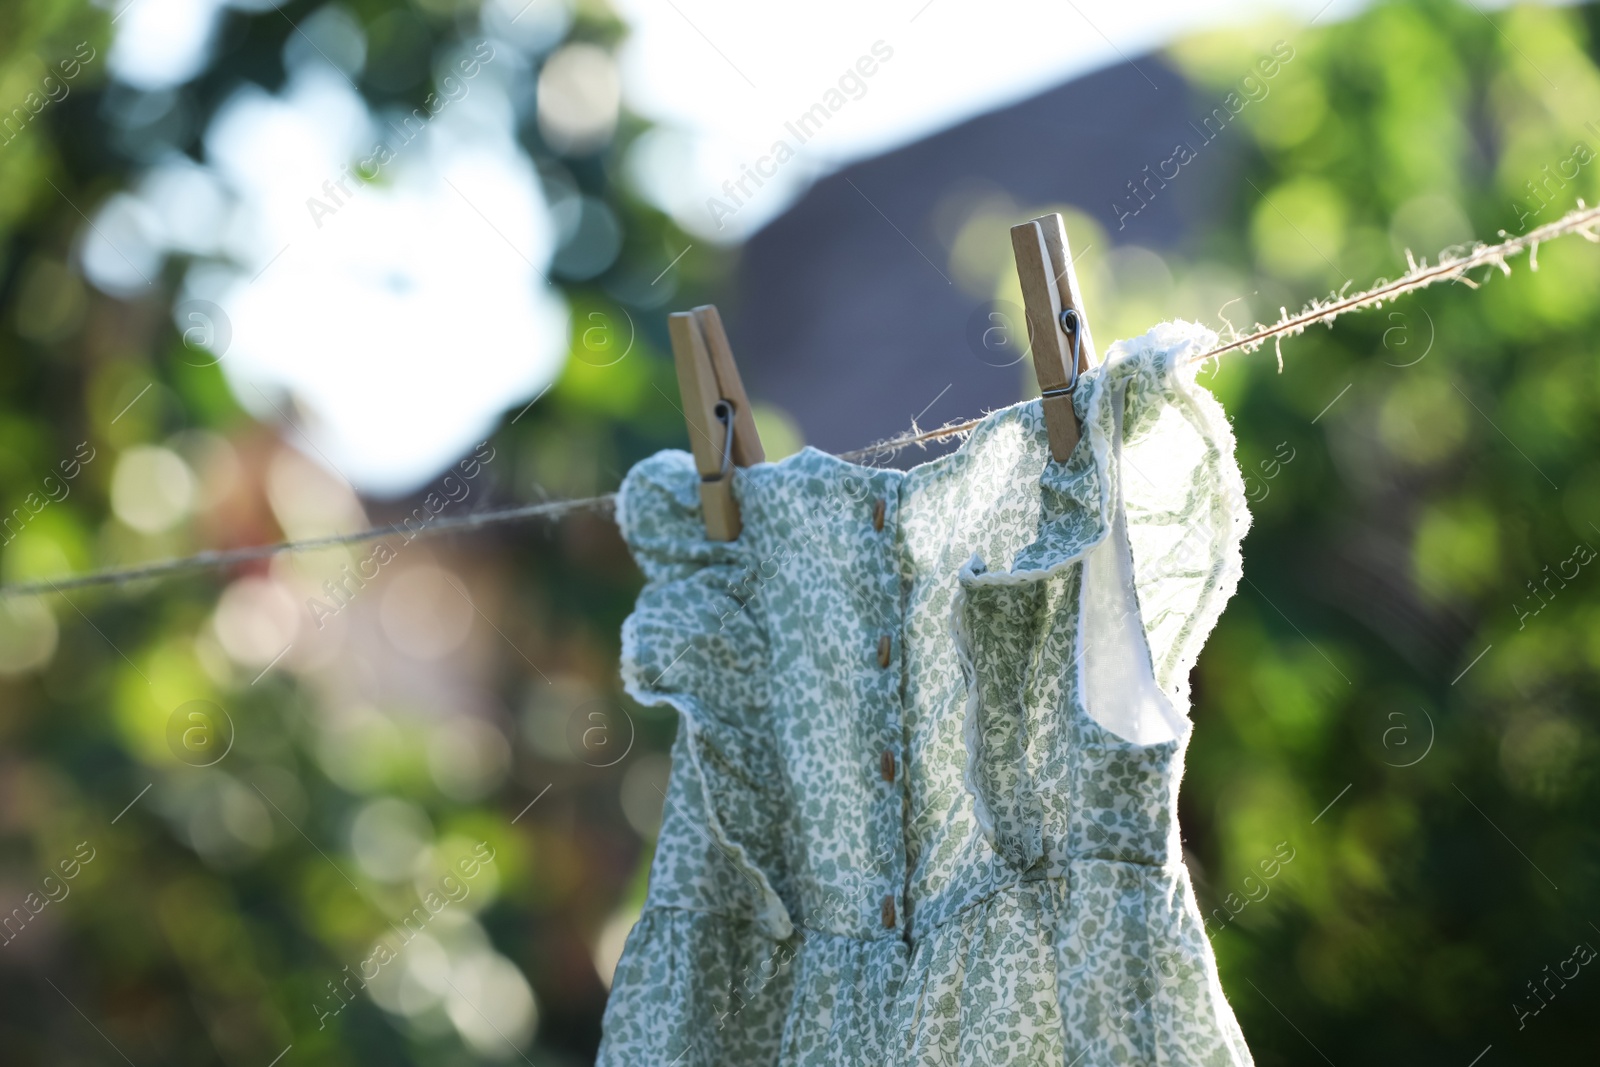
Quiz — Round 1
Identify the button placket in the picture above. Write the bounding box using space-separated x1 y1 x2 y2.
872 490 897 782
867 473 906 937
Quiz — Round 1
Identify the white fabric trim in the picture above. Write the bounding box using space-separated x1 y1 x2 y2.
1078 378 1190 745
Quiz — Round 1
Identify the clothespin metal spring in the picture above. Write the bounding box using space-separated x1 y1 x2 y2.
703 400 736 483
1039 308 1084 399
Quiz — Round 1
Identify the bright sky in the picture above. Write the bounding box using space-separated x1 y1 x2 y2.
92 0 1546 494
612 0 1371 239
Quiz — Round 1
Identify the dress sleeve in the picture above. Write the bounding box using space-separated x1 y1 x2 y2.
950 321 1249 861
614 450 793 940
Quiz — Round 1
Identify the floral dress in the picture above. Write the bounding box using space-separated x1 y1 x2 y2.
598 321 1255 1066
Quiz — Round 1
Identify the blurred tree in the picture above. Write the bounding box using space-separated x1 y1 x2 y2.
1146 2 1600 1063
0 0 709 1063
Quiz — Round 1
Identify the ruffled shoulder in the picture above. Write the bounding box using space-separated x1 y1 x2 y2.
1093 320 1251 703
614 448 792 940
616 449 748 579
616 450 767 710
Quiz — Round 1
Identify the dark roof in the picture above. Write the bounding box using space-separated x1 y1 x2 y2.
724 53 1237 463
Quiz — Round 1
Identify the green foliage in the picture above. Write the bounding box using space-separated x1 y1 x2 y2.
0 0 711 1063
1160 2 1600 1061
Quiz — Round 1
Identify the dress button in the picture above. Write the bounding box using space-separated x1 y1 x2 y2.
879 748 895 782
880 894 896 929
877 634 892 668
872 498 886 532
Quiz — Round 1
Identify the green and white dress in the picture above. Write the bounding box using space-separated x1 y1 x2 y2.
599 321 1255 1066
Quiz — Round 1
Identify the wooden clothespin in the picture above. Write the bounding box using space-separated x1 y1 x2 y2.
667 304 765 541
1010 213 1097 462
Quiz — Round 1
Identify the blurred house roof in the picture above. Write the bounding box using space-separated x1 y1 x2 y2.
725 53 1240 463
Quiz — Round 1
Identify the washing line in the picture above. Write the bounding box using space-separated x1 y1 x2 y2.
5 201 1598 600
